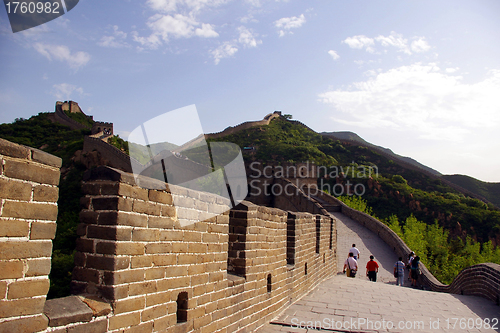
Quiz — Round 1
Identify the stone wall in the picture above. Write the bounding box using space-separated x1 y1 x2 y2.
49 101 90 131
0 138 62 333
315 191 500 305
205 112 281 140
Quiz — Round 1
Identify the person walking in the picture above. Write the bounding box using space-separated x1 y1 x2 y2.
394 257 405 286
410 255 420 287
349 244 360 261
343 252 358 278
366 255 379 282
407 251 415 282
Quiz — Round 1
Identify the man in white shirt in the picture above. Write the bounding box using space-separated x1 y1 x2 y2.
343 252 358 278
349 244 360 261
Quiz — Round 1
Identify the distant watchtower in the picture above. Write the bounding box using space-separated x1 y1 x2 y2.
56 100 83 114
91 122 113 136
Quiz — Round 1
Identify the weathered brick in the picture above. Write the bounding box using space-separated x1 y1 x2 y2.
118 183 149 200
0 219 30 237
0 240 52 260
145 243 172 255
108 311 140 330
86 255 130 270
113 296 145 314
133 200 161 216
132 228 159 242
33 185 59 202
102 211 148 227
26 258 51 277
72 267 99 284
104 269 145 285
161 205 176 218
87 225 132 241
75 238 94 253
30 221 57 240
0 178 32 201
131 255 152 269
157 277 190 291
128 281 157 296
0 314 48 333
145 291 171 307
152 314 176 332
92 197 132 211
148 216 175 229
97 284 129 301
67 318 108 333
0 297 45 317
7 278 50 299
145 267 165 280
96 241 145 255
165 266 188 278
31 148 62 168
142 304 167 322
149 190 173 204
79 210 98 224
0 138 30 159
159 230 183 242
2 201 58 221
4 159 60 185
151 254 175 266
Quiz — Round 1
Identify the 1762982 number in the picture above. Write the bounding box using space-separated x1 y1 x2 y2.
5 2 60 14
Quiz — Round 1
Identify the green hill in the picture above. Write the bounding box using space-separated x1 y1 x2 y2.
443 174 500 208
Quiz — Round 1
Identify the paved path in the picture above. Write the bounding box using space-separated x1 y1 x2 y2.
258 212 500 332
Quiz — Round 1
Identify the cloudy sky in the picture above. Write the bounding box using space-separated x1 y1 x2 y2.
1 0 499 181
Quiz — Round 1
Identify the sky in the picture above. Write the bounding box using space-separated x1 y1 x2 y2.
1 0 500 182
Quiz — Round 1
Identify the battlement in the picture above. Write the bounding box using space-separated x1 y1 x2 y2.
55 100 83 114
91 121 113 136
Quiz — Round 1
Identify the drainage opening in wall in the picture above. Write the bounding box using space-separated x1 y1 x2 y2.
267 274 272 293
305 262 308 276
323 253 325 264
176 292 188 323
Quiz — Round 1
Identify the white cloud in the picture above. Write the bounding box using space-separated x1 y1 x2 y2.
328 50 340 60
375 32 409 54
146 0 229 13
446 67 459 73
411 37 431 53
238 26 261 48
343 32 431 56
319 64 500 141
211 42 238 64
343 35 374 52
34 43 90 69
52 83 85 100
196 23 219 38
99 26 130 48
274 14 306 37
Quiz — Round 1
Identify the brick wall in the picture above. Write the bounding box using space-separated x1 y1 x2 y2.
68 166 336 332
0 138 61 333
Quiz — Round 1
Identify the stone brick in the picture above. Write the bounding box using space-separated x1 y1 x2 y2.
145 267 165 280
142 304 167 322
145 242 172 255
26 258 51 277
165 266 188 278
0 138 30 159
149 190 173 204
88 225 132 241
0 218 30 237
157 277 190 291
131 255 152 269
43 296 93 327
79 296 112 316
97 284 129 301
67 318 108 333
104 269 145 285
128 280 157 296
72 267 99 284
4 159 60 185
86 255 130 271
113 296 145 314
161 205 177 218
152 314 176 332
79 210 98 225
0 178 32 201
108 311 141 330
7 278 50 299
2 201 58 221
31 148 62 168
30 221 57 240
133 200 161 216
151 254 175 266
145 291 171 308
148 216 175 229
92 197 132 211
0 240 52 260
75 238 94 253
0 314 48 333
159 230 183 242
0 297 46 317
33 185 59 202
110 211 148 227
132 228 159 242
118 183 149 201
96 241 145 256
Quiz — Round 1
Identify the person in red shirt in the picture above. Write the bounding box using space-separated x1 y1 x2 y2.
366 255 379 282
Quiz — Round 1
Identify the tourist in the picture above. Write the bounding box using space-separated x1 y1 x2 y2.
349 244 360 261
343 252 358 278
366 255 379 282
394 257 405 286
407 251 415 281
410 256 420 287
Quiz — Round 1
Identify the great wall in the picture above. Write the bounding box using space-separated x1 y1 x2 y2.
0 104 499 332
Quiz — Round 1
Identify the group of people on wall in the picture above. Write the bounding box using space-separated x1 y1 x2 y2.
342 244 420 286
